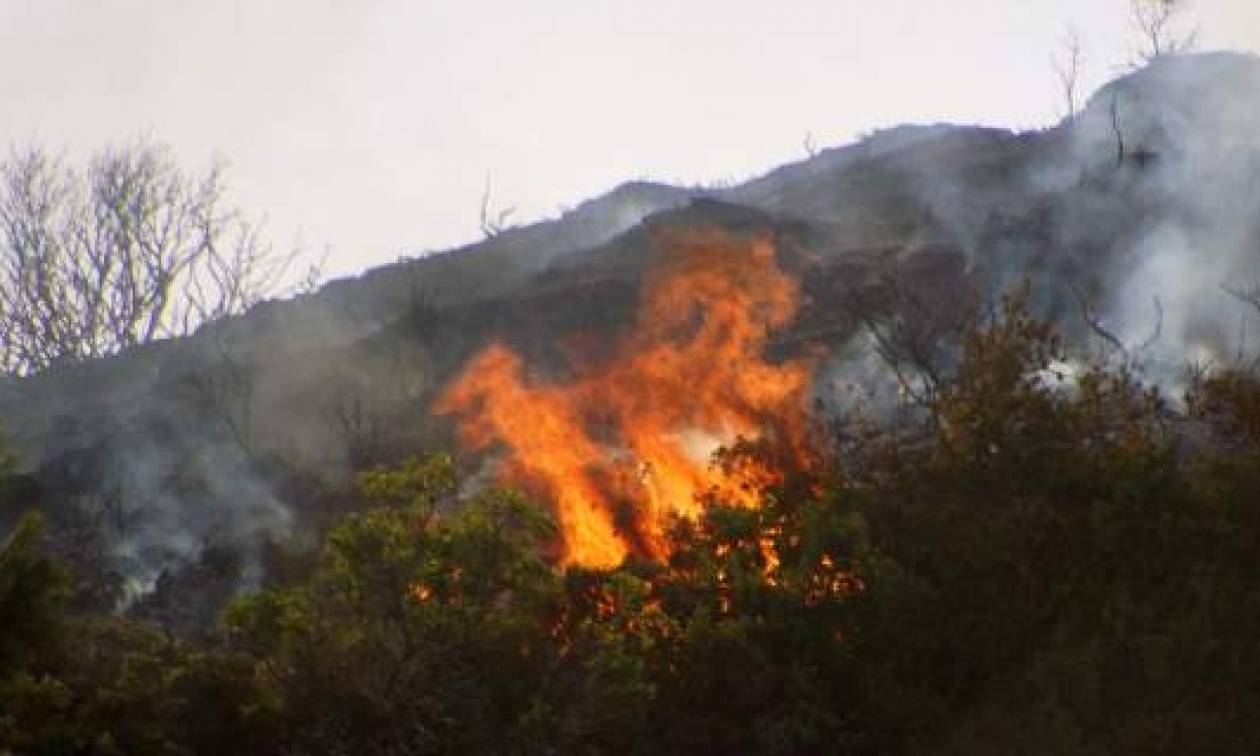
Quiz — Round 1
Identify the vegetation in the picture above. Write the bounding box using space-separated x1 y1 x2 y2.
0 140 311 375
3 291 1260 753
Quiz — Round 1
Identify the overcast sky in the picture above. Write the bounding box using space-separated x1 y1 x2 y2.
2 1 1258 279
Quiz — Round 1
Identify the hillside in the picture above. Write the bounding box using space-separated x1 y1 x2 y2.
1 52 1259 610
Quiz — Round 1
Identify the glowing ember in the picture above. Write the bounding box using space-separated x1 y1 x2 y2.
434 230 813 567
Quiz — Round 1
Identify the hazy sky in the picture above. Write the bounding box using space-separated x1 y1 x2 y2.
2 1 1258 279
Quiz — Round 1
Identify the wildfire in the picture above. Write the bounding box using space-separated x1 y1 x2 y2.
434 230 814 567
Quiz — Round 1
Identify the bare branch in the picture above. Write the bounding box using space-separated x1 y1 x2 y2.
0 140 311 375
1051 27 1086 120
1130 0 1198 64
1225 283 1260 316
1109 93 1127 167
479 176 516 238
802 132 819 159
1135 296 1164 355
844 270 973 410
1072 285 1127 359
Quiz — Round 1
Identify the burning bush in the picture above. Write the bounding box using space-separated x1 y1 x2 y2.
7 290 1260 754
436 230 815 567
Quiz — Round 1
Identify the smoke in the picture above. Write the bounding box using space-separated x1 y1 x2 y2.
876 53 1260 391
1054 53 1260 378
27 389 299 610
103 428 293 605
0 173 703 609
815 332 918 419
3 51 1258 621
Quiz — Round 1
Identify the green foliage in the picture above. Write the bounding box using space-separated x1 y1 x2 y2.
224 455 561 753
6 295 1260 753
0 437 274 754
1 616 278 754
0 512 69 678
356 452 458 513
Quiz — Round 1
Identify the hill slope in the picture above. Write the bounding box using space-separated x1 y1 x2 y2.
2 53 1258 612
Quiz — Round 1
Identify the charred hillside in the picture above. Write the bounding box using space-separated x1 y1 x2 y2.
1 53 1259 616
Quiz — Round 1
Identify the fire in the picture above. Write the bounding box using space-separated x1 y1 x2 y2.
434 230 813 567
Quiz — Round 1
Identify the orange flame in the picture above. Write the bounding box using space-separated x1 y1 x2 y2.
434 231 813 567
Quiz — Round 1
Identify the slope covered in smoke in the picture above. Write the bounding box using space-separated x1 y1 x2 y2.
1 53 1257 619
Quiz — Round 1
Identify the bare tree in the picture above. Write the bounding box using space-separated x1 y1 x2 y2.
844 271 975 410
1073 286 1164 367
1051 27 1086 120
0 140 306 375
178 330 257 453
1130 0 1198 63
802 132 819 159
1109 92 1127 166
1225 283 1260 317
322 380 389 469
478 175 516 238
